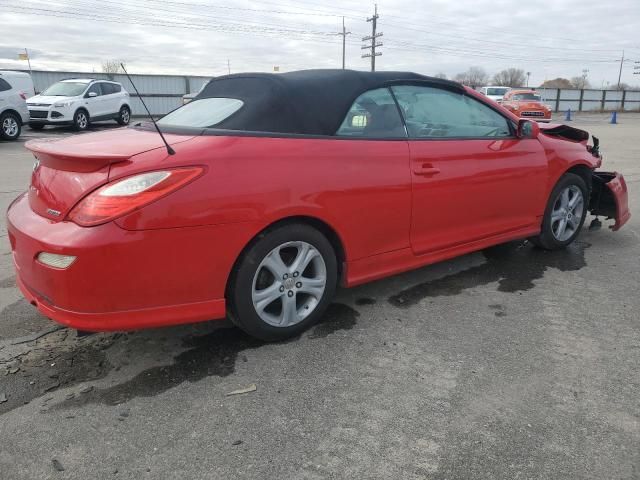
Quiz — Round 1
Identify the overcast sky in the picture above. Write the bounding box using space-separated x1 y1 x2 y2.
1 0 639 87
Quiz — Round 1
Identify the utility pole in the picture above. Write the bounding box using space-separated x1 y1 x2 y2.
227 59 231 75
338 17 351 69
617 50 624 89
361 4 382 72
526 71 531 87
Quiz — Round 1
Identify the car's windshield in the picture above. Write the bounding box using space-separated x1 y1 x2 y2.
158 98 244 128
512 93 541 101
41 82 88 97
486 88 509 96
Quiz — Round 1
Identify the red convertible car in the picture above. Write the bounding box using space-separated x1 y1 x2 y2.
7 70 630 341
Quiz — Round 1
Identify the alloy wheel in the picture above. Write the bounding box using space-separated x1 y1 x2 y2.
2 117 19 138
76 112 88 129
251 241 327 327
550 185 584 241
121 108 130 124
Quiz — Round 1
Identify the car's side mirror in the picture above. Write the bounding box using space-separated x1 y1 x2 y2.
517 119 540 139
87 92 98 98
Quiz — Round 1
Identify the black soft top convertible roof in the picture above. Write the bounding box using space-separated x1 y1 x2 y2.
195 69 464 136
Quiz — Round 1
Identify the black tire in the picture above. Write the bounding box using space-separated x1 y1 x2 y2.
73 109 90 131
228 223 338 342
1 111 21 141
117 105 131 126
530 173 589 250
29 123 45 131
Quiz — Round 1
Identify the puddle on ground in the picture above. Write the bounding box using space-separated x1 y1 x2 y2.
308 303 359 339
0 330 115 414
44 303 358 409
389 241 589 308
57 327 264 408
355 297 377 306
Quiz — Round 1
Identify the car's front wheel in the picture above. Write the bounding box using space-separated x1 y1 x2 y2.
117 105 130 126
228 224 338 341
73 109 90 131
1 112 21 141
530 172 588 250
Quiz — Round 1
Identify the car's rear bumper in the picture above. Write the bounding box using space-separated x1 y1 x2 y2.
590 171 631 231
6 193 257 331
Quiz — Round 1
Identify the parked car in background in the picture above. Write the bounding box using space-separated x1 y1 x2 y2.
7 70 629 342
479 86 510 103
27 78 131 131
501 89 552 122
0 71 34 141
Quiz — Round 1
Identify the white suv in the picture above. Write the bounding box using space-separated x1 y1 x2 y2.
27 78 131 131
0 71 34 141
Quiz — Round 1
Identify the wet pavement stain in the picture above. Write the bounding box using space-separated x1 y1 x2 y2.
308 303 359 339
0 333 115 414
56 303 358 408
389 241 590 308
57 327 264 408
355 297 377 306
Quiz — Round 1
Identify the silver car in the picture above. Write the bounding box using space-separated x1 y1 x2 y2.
0 71 34 141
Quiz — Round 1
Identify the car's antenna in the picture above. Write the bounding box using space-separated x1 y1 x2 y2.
120 63 175 155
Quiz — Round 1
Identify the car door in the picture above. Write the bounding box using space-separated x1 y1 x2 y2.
390 85 547 255
100 82 119 115
333 87 412 262
84 83 105 117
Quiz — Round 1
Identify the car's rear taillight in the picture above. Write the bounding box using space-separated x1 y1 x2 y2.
19 91 27 100
67 167 204 226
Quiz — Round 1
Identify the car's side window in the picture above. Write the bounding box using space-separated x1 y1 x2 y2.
0 78 12 92
86 83 102 97
101 83 115 95
391 85 512 139
336 88 406 138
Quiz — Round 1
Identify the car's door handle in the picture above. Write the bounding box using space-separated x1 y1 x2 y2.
413 163 441 176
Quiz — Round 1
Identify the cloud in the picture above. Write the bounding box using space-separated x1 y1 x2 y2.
0 0 638 86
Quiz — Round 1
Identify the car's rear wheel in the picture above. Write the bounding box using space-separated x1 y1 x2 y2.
73 109 89 131
117 105 130 126
228 224 338 341
1 112 21 141
530 172 588 250
29 123 45 130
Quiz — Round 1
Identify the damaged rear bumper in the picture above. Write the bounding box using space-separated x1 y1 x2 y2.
589 171 631 231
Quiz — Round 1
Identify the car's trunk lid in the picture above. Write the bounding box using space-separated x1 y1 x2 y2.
26 128 195 222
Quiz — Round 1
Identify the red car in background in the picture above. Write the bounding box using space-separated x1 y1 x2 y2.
6 70 629 341
501 89 553 122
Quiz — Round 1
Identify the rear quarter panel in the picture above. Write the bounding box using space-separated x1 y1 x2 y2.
113 135 413 263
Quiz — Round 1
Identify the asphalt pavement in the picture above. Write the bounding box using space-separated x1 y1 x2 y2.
0 115 639 479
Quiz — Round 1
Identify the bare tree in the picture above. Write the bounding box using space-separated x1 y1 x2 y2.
102 60 125 74
570 76 591 89
454 67 488 86
492 68 526 88
433 72 448 79
540 78 573 89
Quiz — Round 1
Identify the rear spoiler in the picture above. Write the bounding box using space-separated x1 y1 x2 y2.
26 139 131 172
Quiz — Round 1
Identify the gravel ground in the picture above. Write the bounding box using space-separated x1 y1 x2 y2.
0 115 638 479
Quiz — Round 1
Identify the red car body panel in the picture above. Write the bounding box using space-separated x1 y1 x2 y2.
6 87 630 332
